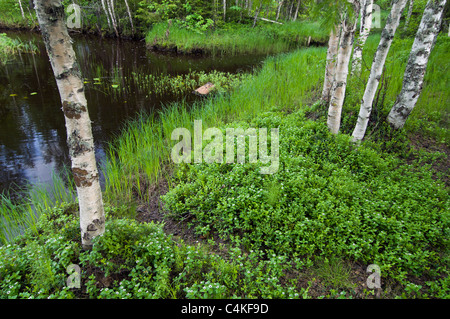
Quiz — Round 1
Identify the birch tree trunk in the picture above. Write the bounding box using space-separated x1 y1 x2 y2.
321 25 340 104
123 0 135 35
34 0 105 250
404 0 414 31
223 0 227 21
327 1 361 134
387 0 447 129
101 0 112 30
252 3 262 27
351 0 373 75
293 0 301 21
18 0 25 19
276 0 283 21
107 0 119 37
351 0 408 141
288 1 294 20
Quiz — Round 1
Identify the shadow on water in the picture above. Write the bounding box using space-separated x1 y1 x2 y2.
0 30 267 197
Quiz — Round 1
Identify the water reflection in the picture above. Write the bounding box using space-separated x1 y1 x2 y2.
0 30 265 195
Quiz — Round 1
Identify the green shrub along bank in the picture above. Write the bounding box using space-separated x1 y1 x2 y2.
145 21 330 56
0 205 318 299
1 109 448 299
0 33 448 298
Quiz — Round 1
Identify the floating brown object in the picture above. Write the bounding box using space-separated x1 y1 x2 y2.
193 82 215 96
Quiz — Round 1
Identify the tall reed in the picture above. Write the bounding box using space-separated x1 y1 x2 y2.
103 47 328 202
0 170 75 244
146 21 329 56
0 33 38 64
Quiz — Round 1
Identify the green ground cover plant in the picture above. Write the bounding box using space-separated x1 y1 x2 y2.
0 30 448 299
162 108 449 288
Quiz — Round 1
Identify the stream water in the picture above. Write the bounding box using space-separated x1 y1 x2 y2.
0 30 266 196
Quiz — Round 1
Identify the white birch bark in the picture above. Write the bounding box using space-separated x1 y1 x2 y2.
351 0 373 75
327 0 361 134
101 0 112 29
252 3 262 27
276 0 284 21
121 0 134 35
321 25 340 104
34 0 105 249
351 0 408 141
404 0 414 31
387 0 447 129
107 0 119 37
18 0 25 19
293 0 301 21
288 1 294 20
223 0 227 21
123 0 135 35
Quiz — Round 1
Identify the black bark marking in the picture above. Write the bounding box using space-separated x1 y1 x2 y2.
87 224 97 231
44 3 65 22
62 101 86 119
56 69 70 80
92 217 105 226
72 167 96 187
83 232 91 241
67 130 93 158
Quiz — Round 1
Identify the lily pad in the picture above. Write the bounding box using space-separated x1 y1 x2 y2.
30 92 37 95
111 84 119 88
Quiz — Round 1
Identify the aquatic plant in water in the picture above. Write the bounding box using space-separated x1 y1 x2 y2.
0 33 38 64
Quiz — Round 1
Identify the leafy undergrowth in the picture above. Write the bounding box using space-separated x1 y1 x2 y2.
2 105 448 299
161 107 450 298
1 35 448 299
0 203 369 299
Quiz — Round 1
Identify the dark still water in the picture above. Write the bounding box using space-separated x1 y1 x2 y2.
0 30 266 195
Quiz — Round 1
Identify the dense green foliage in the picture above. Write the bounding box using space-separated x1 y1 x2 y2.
0 205 316 299
0 0 449 300
162 110 449 283
146 20 329 55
